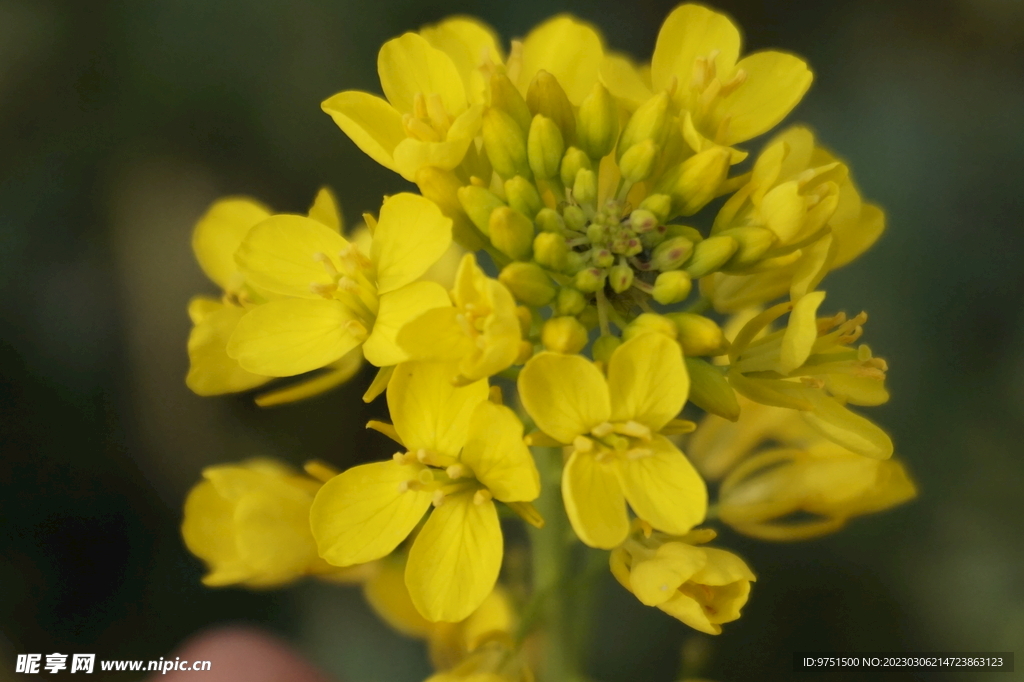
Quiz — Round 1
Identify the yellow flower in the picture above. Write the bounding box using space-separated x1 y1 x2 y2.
518 333 707 549
702 126 886 313
226 192 453 378
397 253 524 384
602 4 812 147
505 14 605 105
181 459 348 587
310 361 540 622
726 294 894 459
186 188 365 402
610 525 755 635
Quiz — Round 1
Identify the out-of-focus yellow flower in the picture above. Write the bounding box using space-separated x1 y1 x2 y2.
518 333 706 549
181 459 359 587
310 362 539 622
398 253 524 384
610 525 754 635
601 4 812 148
226 193 452 378
726 294 893 459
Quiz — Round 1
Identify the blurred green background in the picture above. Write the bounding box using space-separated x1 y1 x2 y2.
1 0 1023 680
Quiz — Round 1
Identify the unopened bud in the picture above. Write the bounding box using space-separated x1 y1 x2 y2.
629 208 659 233
489 206 534 261
533 232 569 271
555 287 587 316
617 92 669 162
639 194 672 224
609 262 634 293
499 262 556 306
574 267 606 293
417 166 486 251
527 115 565 180
576 82 619 160
489 72 532 133
666 224 704 243
526 70 576 144
718 226 776 270
542 316 588 354
562 204 587 232
535 207 565 233
457 185 506 236
592 248 614 268
685 357 740 421
564 251 587 273
684 235 738 278
651 236 695 271
573 168 597 207
619 139 660 184
505 175 543 218
655 147 731 217
652 270 693 304
483 108 531 180
666 312 726 356
592 334 622 363
623 313 677 341
560 147 592 189
515 305 534 336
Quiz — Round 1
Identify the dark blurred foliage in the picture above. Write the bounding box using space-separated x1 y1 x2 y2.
1 0 1023 680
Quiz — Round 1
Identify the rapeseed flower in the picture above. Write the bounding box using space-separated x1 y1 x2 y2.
310 361 539 621
518 333 706 549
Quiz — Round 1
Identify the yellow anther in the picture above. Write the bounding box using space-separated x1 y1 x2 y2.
312 252 340 277
446 464 469 480
413 92 429 120
403 113 441 142
591 421 615 437
614 420 652 441
473 489 493 505
626 447 654 460
799 377 826 389
426 93 451 133
416 448 430 463
309 282 337 298
344 319 369 341
432 490 446 508
719 68 747 97
573 435 594 453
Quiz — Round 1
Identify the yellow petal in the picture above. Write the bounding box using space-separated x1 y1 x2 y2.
363 282 451 367
186 302 272 396
519 15 604 104
715 51 813 145
406 493 502 622
227 299 360 377
192 197 271 290
518 353 611 444
651 4 740 96
607 333 689 431
372 193 453 294
254 348 364 407
181 479 243 583
658 592 719 635
388 361 489 456
363 557 433 638
397 307 473 362
393 136 475 182
618 436 707 536
562 450 629 549
310 461 433 566
599 52 653 109
803 394 894 460
690 547 756 585
235 214 350 299
378 32 467 115
834 203 885 269
461 401 540 502
321 91 405 172
630 542 706 606
420 18 503 104
188 296 222 325
778 290 826 374
307 187 342 232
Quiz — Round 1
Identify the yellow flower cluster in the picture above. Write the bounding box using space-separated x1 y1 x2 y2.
179 5 916 680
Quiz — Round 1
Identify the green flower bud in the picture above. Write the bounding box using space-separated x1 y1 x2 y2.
592 334 622 363
564 251 587 274
527 115 565 180
684 357 740 421
560 147 592 189
417 166 487 251
592 248 615 268
574 267 606 293
483 108 531 180
535 207 565 234
533 232 569 271
573 168 597 207
666 312 726 356
576 82 618 160
619 139 660 184
489 206 535 261
684 235 738 278
505 175 543 219
652 270 693 305
555 287 587 316
623 312 677 341
562 204 587 232
526 70 576 144
717 226 776 270
629 208 659 234
542 316 588 354
651 236 695 271
609 262 634 293
666 224 704 243
499 262 556 306
515 305 534 336
639 194 672 224
617 92 669 162
489 72 532 133
655 147 731 217
457 185 506 236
